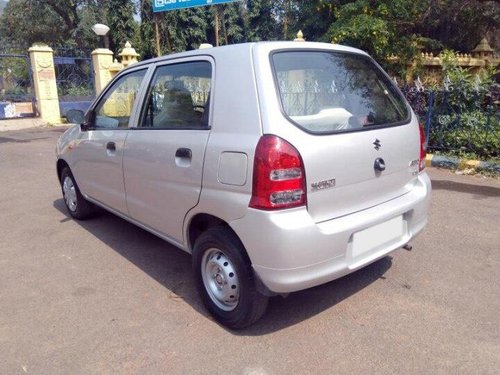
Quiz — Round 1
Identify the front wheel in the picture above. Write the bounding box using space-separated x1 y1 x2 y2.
192 227 268 329
60 167 95 220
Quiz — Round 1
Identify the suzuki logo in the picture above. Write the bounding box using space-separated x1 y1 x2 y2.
373 139 381 150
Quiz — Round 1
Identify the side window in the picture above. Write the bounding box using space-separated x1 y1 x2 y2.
140 61 211 129
93 69 147 129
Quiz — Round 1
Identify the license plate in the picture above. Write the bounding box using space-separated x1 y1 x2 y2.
351 216 405 258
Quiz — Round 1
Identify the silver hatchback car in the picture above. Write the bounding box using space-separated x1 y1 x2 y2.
56 41 431 328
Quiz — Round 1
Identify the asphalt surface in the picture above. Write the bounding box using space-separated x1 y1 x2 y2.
1 126 499 375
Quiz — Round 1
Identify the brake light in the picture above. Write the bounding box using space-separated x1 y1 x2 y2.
419 125 426 172
249 135 306 210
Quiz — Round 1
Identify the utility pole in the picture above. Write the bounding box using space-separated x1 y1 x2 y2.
154 13 161 57
214 5 220 47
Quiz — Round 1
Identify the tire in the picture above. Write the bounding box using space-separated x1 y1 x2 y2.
60 167 95 220
192 226 269 329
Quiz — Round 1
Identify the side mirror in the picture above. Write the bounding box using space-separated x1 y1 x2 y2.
66 109 85 125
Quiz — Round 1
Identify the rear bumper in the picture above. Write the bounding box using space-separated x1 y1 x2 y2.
230 173 431 294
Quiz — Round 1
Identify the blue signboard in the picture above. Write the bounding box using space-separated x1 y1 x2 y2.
153 0 241 13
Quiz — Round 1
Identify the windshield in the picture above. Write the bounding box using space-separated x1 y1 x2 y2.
272 51 409 133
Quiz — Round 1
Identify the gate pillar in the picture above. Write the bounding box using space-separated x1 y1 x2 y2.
28 45 61 123
91 48 114 94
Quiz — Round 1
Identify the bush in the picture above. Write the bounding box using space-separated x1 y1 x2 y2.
401 51 499 159
1 86 27 102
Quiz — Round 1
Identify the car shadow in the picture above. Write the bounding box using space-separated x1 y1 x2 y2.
432 179 500 198
53 198 393 335
241 256 392 335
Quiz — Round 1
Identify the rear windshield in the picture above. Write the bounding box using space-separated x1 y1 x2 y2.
272 51 409 133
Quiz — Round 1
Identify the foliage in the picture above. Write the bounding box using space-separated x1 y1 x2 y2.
0 0 498 76
105 0 137 52
0 0 65 49
431 110 500 158
439 49 498 111
217 3 245 45
402 49 499 159
1 86 27 101
58 83 93 98
138 0 155 59
0 56 31 101
327 0 428 74
417 0 500 54
325 0 499 74
244 0 279 41
282 0 335 42
159 7 211 53
0 0 101 50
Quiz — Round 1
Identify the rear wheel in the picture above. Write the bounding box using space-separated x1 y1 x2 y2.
193 226 268 329
60 167 95 220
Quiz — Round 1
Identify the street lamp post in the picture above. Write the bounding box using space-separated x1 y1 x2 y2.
92 23 110 49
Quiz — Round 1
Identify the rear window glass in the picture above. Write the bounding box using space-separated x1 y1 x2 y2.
272 51 409 133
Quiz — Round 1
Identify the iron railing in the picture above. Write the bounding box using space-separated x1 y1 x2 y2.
401 78 499 159
53 47 95 117
0 53 36 119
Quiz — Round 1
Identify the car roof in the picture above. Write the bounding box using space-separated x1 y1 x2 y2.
125 41 368 71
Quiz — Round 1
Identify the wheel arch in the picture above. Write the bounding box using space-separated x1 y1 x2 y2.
186 212 275 297
56 158 70 182
187 213 231 252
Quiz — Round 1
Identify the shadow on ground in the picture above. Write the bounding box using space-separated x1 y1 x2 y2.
432 179 500 198
54 198 392 335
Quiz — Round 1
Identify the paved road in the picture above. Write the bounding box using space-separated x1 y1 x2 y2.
1 127 499 375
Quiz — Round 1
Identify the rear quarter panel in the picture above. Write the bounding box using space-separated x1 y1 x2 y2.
184 45 264 246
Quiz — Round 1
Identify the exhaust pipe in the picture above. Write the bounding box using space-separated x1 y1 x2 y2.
403 243 413 251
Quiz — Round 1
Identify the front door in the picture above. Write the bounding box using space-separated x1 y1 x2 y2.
73 68 148 213
123 60 212 244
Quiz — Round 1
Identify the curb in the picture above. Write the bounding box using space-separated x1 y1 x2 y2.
426 154 500 175
0 119 70 132
0 117 49 132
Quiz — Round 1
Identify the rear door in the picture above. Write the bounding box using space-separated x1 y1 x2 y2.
268 50 419 223
123 59 212 244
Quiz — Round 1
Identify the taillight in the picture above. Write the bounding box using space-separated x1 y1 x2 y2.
249 135 306 210
419 125 426 172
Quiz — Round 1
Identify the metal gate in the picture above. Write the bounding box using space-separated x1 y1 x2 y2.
0 53 36 119
53 47 95 118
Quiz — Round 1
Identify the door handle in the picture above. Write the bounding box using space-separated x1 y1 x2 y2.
175 148 192 159
106 142 116 151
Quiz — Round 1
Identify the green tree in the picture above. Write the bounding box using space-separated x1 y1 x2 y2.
418 0 500 53
326 0 499 76
157 7 211 53
327 0 429 74
1 0 498 77
218 3 245 45
244 0 279 41
0 0 59 49
138 0 155 59
105 0 137 52
285 0 338 42
0 0 100 50
273 0 298 39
